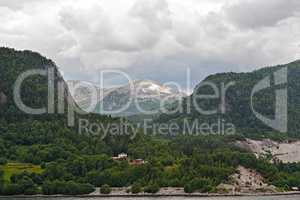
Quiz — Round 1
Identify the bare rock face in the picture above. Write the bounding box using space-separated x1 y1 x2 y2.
236 139 300 163
232 166 267 190
218 166 277 194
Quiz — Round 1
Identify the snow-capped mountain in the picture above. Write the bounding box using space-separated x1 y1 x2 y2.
68 80 186 116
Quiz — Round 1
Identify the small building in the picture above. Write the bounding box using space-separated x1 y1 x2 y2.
112 153 128 161
129 159 145 166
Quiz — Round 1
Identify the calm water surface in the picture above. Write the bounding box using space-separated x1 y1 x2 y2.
1 196 300 200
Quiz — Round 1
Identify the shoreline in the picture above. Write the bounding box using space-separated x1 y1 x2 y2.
1 191 300 198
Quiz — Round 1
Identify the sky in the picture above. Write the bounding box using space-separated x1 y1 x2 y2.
0 0 300 92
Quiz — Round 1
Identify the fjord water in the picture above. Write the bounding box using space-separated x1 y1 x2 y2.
2 196 300 200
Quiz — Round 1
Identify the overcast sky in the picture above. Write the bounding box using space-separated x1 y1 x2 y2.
0 0 299 92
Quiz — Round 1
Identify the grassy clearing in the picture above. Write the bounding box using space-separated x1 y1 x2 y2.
0 162 43 182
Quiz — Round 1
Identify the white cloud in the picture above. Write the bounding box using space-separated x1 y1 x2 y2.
0 0 299 88
0 0 46 10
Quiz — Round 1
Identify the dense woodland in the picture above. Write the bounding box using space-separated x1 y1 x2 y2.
0 48 300 195
158 60 300 137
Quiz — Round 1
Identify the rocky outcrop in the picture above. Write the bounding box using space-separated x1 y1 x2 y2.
236 139 300 163
218 166 277 194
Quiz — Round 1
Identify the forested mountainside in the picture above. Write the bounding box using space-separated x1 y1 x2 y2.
0 48 300 196
158 60 300 138
0 47 57 119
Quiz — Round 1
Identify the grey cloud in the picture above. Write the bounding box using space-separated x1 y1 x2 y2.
201 12 231 39
0 0 300 91
59 0 169 55
130 0 172 32
224 0 300 29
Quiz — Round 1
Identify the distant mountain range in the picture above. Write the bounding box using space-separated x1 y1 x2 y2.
68 79 186 117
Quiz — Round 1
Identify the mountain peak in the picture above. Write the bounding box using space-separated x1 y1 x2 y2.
69 79 186 116
130 79 173 95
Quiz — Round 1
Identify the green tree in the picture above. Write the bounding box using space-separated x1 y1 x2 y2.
184 178 213 193
144 183 160 194
100 184 111 194
131 183 142 194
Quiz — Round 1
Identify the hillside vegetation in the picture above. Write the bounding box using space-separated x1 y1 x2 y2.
0 48 300 195
158 60 300 137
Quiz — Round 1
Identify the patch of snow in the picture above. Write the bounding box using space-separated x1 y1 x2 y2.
148 83 160 91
